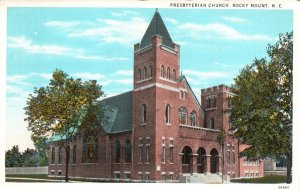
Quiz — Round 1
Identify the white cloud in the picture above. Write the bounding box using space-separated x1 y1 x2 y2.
7 36 128 61
114 79 132 85
166 18 178 24
69 17 148 44
72 73 106 80
178 22 272 41
183 69 229 78
111 10 138 17
222 16 246 23
111 70 133 76
44 21 80 28
6 85 30 96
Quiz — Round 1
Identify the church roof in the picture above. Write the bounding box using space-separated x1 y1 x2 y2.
140 10 174 49
101 91 133 134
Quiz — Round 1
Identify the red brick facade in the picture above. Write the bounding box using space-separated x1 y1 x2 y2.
47 11 263 182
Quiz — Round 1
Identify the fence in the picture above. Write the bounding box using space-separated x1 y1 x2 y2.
6 167 48 175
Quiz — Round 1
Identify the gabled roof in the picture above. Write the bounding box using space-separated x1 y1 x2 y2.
179 75 205 117
140 10 174 49
101 91 133 134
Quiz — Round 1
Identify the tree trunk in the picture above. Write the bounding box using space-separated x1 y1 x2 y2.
65 142 69 182
286 150 292 184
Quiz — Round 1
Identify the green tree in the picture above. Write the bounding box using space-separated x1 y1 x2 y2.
24 69 104 182
21 148 37 167
5 145 22 167
31 135 48 166
230 32 293 183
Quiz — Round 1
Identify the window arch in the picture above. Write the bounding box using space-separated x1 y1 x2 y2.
125 139 131 163
58 146 62 164
51 147 55 164
149 65 152 77
72 145 76 164
143 67 147 80
160 65 165 78
179 107 187 125
167 67 170 80
165 104 170 124
190 111 197 126
138 69 141 81
114 140 121 163
172 69 176 81
141 104 147 123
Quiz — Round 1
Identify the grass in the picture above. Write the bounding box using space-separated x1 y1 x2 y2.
5 174 133 183
231 175 287 183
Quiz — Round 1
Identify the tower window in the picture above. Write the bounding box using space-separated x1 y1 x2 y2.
160 65 165 78
172 69 176 81
138 69 141 81
141 104 147 123
165 104 170 124
167 67 170 80
143 67 147 80
209 117 214 129
149 65 152 77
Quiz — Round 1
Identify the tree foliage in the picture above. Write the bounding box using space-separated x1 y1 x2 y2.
230 32 292 182
24 69 104 181
5 145 43 167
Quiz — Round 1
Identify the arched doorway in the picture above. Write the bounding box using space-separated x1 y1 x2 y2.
182 146 192 173
210 148 219 173
197 147 206 173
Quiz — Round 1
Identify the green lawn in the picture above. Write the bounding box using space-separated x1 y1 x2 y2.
231 175 287 183
5 174 132 183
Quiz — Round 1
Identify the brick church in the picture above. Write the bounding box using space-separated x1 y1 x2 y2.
48 10 264 182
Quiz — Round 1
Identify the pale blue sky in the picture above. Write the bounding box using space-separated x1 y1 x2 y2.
6 8 293 150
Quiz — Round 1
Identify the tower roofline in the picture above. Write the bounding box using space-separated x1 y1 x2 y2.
140 10 174 49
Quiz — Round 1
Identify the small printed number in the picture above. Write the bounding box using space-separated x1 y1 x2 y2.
278 186 289 189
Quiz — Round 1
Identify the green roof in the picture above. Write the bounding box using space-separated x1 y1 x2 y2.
101 91 133 134
140 10 174 49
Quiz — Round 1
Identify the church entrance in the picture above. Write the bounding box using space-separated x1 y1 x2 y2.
210 149 219 173
197 147 206 173
182 146 193 173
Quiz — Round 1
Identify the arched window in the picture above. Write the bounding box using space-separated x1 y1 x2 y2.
143 67 147 80
167 67 170 79
82 134 98 163
172 69 176 81
165 104 170 124
138 69 141 81
72 145 76 164
58 146 62 164
179 107 187 125
190 111 197 126
160 65 164 78
141 104 147 123
125 139 131 163
51 147 55 164
212 97 217 107
114 140 121 163
149 65 152 77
